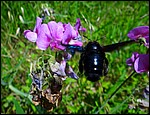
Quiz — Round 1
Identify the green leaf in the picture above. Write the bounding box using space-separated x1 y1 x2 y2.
12 97 25 114
18 41 25 48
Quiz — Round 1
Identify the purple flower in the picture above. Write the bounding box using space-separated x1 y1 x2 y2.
24 17 86 51
126 52 149 73
127 26 149 48
50 59 79 80
66 66 79 80
24 17 42 42
48 21 66 50
126 52 139 66
36 24 51 50
50 51 79 80
47 20 85 50
74 18 86 32
56 60 67 77
134 54 149 73
24 30 37 42
62 52 72 61
61 23 83 46
24 17 51 50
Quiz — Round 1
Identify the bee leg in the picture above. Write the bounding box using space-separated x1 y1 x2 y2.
104 57 109 76
79 53 84 73
69 49 75 56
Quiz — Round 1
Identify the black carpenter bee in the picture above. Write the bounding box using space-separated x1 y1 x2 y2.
79 41 108 82
63 40 135 82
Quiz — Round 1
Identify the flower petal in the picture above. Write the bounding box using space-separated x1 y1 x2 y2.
53 60 66 76
24 30 37 42
74 18 81 31
69 40 83 46
33 17 42 33
126 52 139 66
36 24 51 50
66 66 79 80
127 26 149 40
62 23 77 44
48 21 59 39
80 27 86 32
134 54 149 73
55 42 66 50
62 52 72 61
56 22 64 40
74 18 86 32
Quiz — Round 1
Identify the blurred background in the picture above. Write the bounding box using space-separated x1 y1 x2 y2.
1 1 149 114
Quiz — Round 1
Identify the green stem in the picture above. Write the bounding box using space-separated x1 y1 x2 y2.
95 71 136 114
9 84 28 97
108 71 135 100
110 83 139 114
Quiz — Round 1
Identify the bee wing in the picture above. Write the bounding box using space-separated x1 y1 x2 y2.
102 40 135 52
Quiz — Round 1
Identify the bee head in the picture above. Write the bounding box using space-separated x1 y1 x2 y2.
85 41 104 53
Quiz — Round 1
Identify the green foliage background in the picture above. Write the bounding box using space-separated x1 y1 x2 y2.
1 1 149 114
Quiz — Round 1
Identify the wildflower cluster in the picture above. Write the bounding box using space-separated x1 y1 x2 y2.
24 13 149 112
24 16 86 111
24 17 86 51
126 26 149 111
126 26 149 74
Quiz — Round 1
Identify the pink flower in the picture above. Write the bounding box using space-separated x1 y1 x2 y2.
24 17 51 50
48 21 66 50
36 24 51 50
127 26 149 48
24 17 42 42
65 18 86 46
126 52 149 73
24 17 86 51
62 23 82 46
24 30 37 42
47 20 84 50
